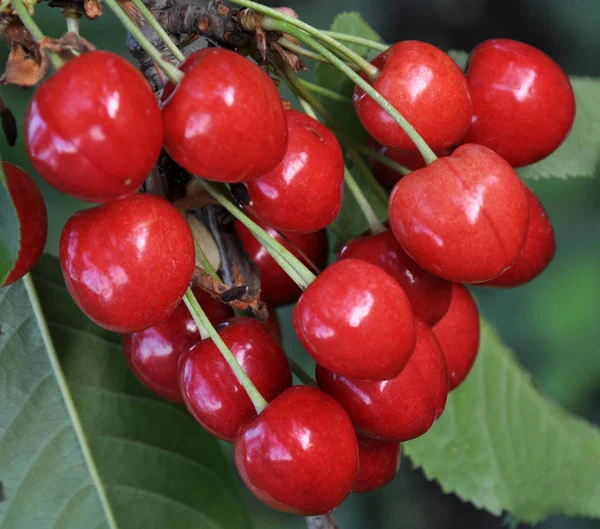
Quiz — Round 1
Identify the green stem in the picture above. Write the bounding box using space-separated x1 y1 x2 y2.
343 166 386 234
23 275 120 529
130 0 185 62
229 0 380 80
183 288 268 414
65 12 81 34
297 78 352 104
278 38 359 70
199 180 316 289
278 24 437 165
194 237 220 282
341 135 410 177
103 0 183 84
322 31 389 52
11 0 64 69
288 358 317 387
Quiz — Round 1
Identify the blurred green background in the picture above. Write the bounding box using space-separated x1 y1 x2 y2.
1 1 599 528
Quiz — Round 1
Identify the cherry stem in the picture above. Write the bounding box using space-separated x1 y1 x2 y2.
228 0 380 80
129 0 186 62
278 64 386 235
198 180 317 289
193 236 220 282
103 0 183 84
183 288 268 414
341 135 411 177
64 11 81 34
322 31 389 52
288 358 317 387
297 78 352 104
278 38 357 70
11 0 64 70
275 23 438 165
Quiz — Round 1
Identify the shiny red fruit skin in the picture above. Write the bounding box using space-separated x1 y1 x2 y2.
234 385 359 515
25 51 162 203
59 194 195 333
389 144 530 283
235 216 328 307
293 259 416 380
122 287 233 402
162 48 287 183
353 41 472 153
482 187 556 287
246 110 344 233
464 39 575 167
316 319 449 442
432 284 480 391
354 438 401 493
1 163 47 287
179 317 292 442
339 230 452 325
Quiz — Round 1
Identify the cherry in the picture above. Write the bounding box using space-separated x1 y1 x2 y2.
246 109 344 233
162 48 287 183
354 438 401 493
293 259 416 380
481 187 556 287
59 193 195 333
389 144 530 283
316 319 448 442
179 317 292 442
464 39 575 167
432 284 480 391
339 230 452 325
235 215 328 307
1 163 47 287
353 41 472 153
122 287 233 402
234 385 358 515
25 51 162 203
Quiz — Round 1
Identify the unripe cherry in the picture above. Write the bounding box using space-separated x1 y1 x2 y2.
316 319 448 442
234 385 359 515
162 48 287 183
389 144 530 283
353 41 472 153
432 284 480 391
1 163 47 287
293 259 416 380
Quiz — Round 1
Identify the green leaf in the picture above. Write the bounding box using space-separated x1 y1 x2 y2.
518 77 600 180
0 163 20 285
404 318 600 524
0 255 251 529
314 12 383 140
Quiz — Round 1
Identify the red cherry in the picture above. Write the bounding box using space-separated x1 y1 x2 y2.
339 230 452 325
235 215 328 307
246 109 344 233
234 385 358 515
162 48 287 183
432 284 480 391
464 39 575 167
263 310 283 343
354 438 401 493
293 259 416 380
389 144 530 283
353 41 472 153
179 317 292 442
59 194 195 332
481 187 556 287
122 287 233 402
316 319 448 442
1 163 47 287
25 51 162 203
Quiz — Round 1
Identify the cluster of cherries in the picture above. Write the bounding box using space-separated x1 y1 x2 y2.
2 30 572 517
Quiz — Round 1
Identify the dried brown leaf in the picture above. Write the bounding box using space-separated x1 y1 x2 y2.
4 43 48 87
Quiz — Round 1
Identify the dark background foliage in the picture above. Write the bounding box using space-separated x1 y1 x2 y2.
0 1 598 528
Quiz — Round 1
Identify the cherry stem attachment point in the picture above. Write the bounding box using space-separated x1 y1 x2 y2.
183 288 268 414
11 0 64 70
276 24 438 165
198 179 316 290
130 0 186 63
103 0 183 84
